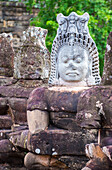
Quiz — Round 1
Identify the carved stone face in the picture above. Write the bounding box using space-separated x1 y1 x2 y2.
57 45 89 82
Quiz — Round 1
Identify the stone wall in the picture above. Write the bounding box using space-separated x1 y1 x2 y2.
0 1 39 45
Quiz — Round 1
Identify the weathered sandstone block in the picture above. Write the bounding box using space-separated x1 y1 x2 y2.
50 111 81 132
8 130 29 149
27 86 89 112
0 139 14 153
27 110 49 134
14 27 50 80
0 86 33 98
9 98 27 123
27 86 89 133
27 87 48 111
0 115 12 129
0 33 14 77
77 86 112 128
24 152 68 169
27 129 97 155
0 98 8 115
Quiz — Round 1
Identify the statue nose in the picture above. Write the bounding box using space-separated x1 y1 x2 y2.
69 62 76 69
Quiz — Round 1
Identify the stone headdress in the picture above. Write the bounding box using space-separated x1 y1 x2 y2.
48 12 101 86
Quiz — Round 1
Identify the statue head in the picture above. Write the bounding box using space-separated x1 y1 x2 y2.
49 12 101 86
57 44 89 82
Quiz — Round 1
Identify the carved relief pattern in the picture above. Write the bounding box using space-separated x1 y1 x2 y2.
57 12 90 37
14 27 50 80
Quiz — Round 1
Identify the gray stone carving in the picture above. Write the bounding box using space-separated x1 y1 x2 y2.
49 12 101 86
14 27 50 80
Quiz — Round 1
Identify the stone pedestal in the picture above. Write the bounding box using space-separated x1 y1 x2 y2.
26 86 112 169
27 86 89 134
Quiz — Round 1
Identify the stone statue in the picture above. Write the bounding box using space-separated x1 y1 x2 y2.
49 12 101 86
14 27 50 80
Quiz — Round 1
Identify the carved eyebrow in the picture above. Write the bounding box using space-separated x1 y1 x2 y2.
73 55 84 59
62 55 69 59
62 55 69 62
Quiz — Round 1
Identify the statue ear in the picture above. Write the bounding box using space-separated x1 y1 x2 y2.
57 13 64 23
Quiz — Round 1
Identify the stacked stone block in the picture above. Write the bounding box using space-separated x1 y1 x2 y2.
0 1 38 50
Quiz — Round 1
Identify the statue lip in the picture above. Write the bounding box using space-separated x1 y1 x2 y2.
66 72 79 76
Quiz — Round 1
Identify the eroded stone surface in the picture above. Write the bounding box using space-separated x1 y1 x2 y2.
0 115 12 129
0 34 14 77
59 156 89 170
27 86 89 112
7 128 98 156
0 98 8 115
9 130 29 149
50 111 81 132
0 86 33 98
27 86 90 133
27 129 97 155
8 98 27 123
83 143 111 170
14 26 50 80
0 139 14 153
77 86 112 128
24 152 68 169
102 32 112 85
27 87 48 111
27 110 49 134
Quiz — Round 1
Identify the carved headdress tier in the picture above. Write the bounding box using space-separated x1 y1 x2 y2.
49 12 101 86
57 12 90 36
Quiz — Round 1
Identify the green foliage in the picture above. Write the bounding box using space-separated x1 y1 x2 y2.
23 0 112 76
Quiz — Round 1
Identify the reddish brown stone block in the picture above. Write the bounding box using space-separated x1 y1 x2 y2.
50 111 81 132
0 98 8 115
0 86 33 98
0 139 13 153
77 86 112 128
0 115 12 129
27 87 48 111
8 98 27 123
27 128 98 155
27 86 88 112
0 36 14 77
47 87 84 112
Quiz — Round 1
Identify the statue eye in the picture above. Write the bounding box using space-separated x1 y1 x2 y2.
75 56 82 63
62 55 69 63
